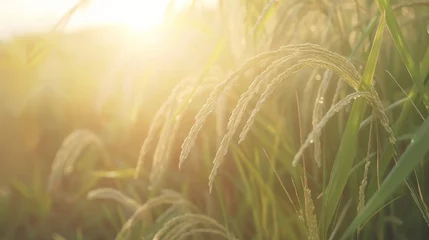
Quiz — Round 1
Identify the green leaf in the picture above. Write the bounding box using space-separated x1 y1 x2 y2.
341 115 429 239
322 11 386 234
376 0 429 110
420 46 429 78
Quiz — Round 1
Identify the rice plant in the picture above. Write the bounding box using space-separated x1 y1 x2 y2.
2 0 429 239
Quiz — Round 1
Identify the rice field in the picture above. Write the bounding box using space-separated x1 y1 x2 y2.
1 0 429 239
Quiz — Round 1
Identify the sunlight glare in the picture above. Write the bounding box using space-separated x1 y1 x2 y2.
83 0 194 32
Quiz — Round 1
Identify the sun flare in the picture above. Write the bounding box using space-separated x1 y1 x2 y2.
79 0 194 32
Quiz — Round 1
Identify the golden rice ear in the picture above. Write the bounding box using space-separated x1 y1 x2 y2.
87 188 140 212
134 78 191 180
135 73 218 188
311 70 332 167
153 213 238 240
292 92 367 166
179 49 286 169
175 44 393 192
292 91 394 168
47 129 109 194
114 190 194 240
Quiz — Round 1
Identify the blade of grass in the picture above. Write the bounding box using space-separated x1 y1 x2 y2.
322 11 386 235
420 46 429 78
364 10 429 196
369 35 429 196
341 115 429 239
376 0 429 110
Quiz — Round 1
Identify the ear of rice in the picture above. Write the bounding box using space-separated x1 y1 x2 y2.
149 105 176 188
176 229 236 240
153 213 237 240
115 190 190 240
179 48 286 169
155 204 190 225
292 92 371 167
135 78 191 179
206 53 299 192
149 79 218 188
47 129 107 194
331 80 345 107
303 187 319 240
208 59 302 191
157 220 199 240
312 69 332 167
357 159 371 215
240 57 394 163
177 44 394 195
238 44 365 144
87 188 140 212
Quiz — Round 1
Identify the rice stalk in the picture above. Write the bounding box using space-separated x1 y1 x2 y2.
229 52 298 135
291 91 391 167
47 129 108 194
303 186 319 240
149 85 195 188
331 80 345 107
87 188 139 212
357 160 371 215
175 229 236 240
153 213 237 240
115 190 192 240
208 61 304 191
216 94 227 145
135 78 192 179
250 0 279 36
238 44 367 143
149 104 177 187
179 48 288 169
155 204 191 225
312 69 332 167
178 43 394 191
239 57 394 148
149 77 220 188
207 56 302 192
160 220 200 240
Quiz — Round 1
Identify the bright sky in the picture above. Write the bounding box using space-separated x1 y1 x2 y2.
0 0 216 39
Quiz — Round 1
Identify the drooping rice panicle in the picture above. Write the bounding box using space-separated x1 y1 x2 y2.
48 129 108 193
153 213 237 240
115 190 191 240
179 47 288 168
135 78 192 179
87 188 140 212
312 69 332 167
292 92 371 167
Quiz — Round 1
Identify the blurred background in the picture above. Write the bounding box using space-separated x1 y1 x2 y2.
0 0 216 38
